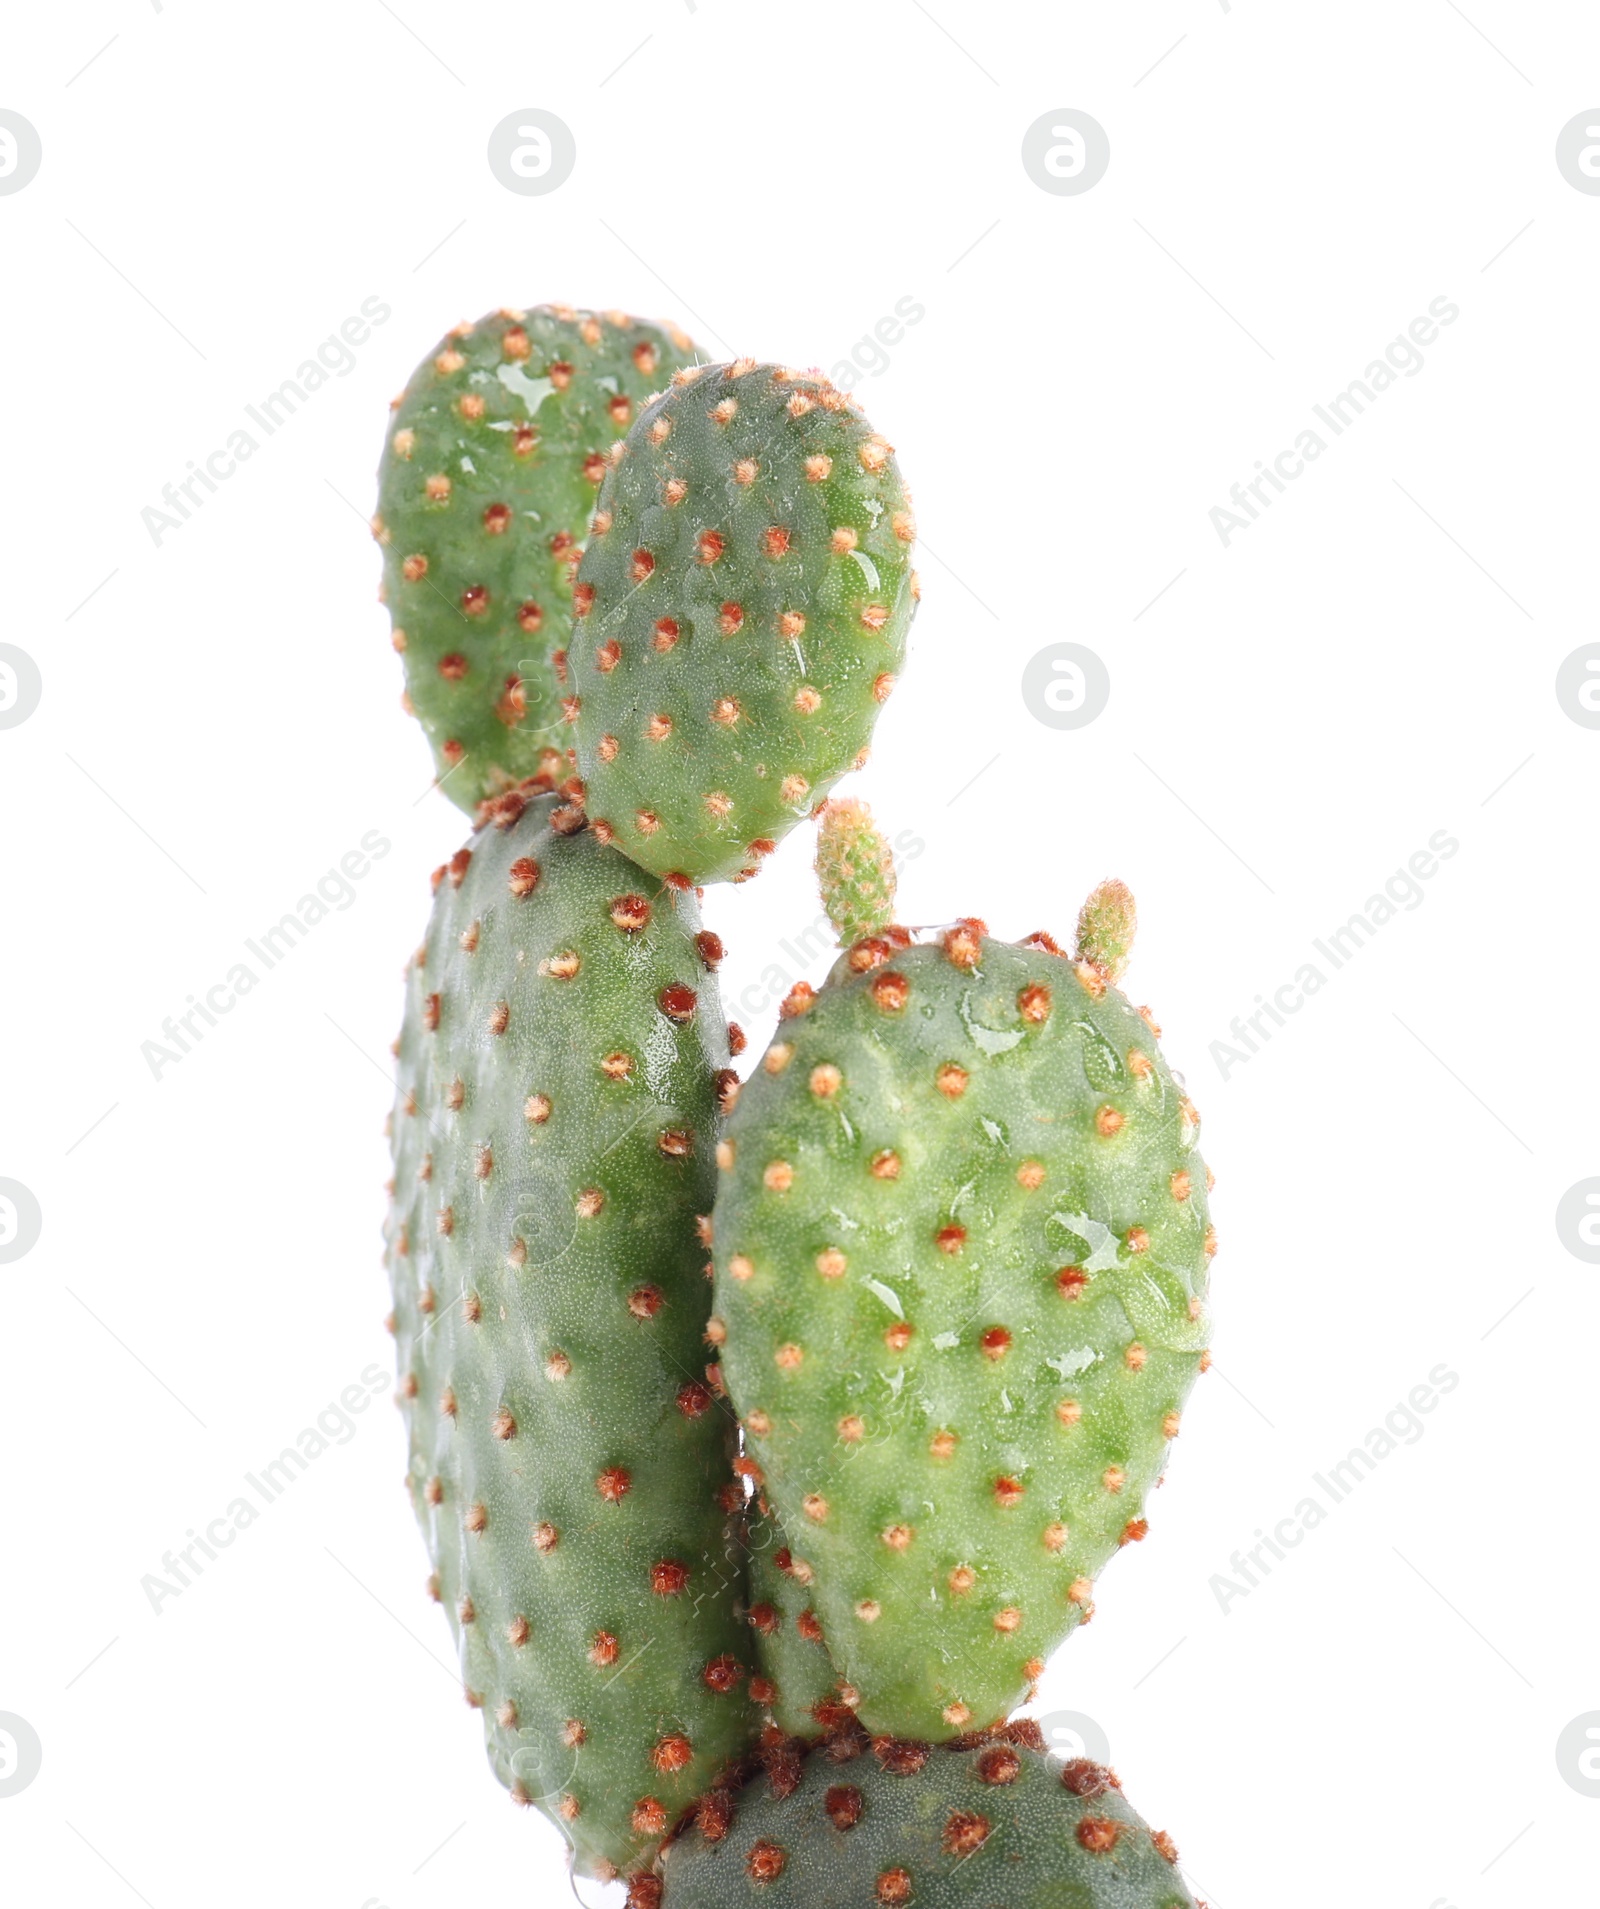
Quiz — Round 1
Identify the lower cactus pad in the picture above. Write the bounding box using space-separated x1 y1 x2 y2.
657 1728 1199 1908
384 785 757 1875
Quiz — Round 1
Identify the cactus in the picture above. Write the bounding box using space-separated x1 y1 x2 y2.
374 306 699 811
743 1499 847 1739
709 810 1215 1740
568 362 918 885
814 798 898 948
384 780 760 1878
655 1726 1199 1908
1076 877 1138 986
369 307 1221 1903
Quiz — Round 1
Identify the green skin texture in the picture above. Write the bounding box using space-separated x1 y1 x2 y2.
385 794 759 1876
745 1501 842 1736
376 306 699 812
661 1741 1197 1909
712 938 1212 1741
570 363 917 884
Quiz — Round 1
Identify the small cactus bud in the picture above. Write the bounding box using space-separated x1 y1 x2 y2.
815 798 897 945
1075 878 1137 984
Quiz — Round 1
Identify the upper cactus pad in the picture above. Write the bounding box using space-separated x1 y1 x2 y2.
657 1728 1198 1909
374 306 699 811
570 362 918 885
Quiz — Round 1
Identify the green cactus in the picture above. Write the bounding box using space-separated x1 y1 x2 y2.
709 823 1215 1740
568 361 918 886
370 310 1220 1906
655 1727 1199 1908
384 780 760 1878
374 305 700 812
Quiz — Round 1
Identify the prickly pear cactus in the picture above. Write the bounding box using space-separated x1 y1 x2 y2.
710 850 1215 1739
384 782 759 1877
658 1727 1199 1908
569 361 918 885
374 306 699 811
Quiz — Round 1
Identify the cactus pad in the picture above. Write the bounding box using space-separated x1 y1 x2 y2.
569 362 918 885
384 784 758 1876
743 1499 845 1738
658 1728 1199 1908
375 306 699 811
710 916 1214 1740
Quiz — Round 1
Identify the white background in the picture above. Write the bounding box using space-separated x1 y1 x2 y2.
2 4 1597 1906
